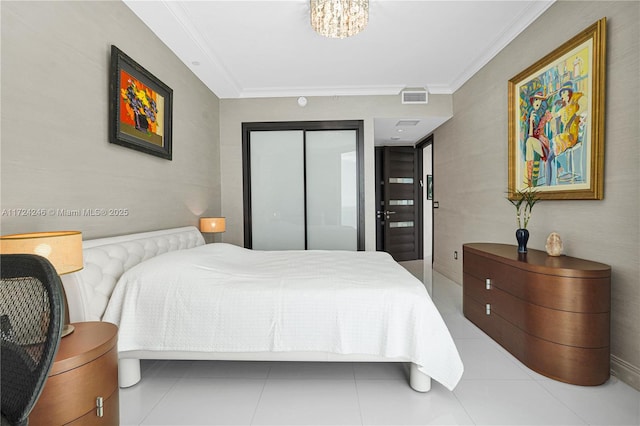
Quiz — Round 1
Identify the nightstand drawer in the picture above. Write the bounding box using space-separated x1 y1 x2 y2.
67 387 119 426
29 322 119 426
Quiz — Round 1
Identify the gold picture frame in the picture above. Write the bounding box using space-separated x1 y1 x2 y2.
508 18 606 200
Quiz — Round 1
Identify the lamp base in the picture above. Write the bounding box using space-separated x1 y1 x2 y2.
61 324 75 337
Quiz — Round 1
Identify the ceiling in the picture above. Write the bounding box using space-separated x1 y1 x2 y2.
124 0 554 145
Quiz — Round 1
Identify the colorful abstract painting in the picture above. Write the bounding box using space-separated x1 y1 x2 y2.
508 19 606 200
119 70 165 147
109 46 173 160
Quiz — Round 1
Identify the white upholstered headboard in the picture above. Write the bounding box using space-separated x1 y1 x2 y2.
61 226 204 322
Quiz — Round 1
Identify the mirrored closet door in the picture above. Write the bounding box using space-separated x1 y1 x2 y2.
242 121 364 251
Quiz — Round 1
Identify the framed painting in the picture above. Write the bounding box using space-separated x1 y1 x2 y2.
109 45 173 160
508 18 606 200
426 174 433 200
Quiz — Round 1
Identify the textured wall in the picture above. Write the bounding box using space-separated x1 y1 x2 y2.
1 1 221 239
433 1 639 388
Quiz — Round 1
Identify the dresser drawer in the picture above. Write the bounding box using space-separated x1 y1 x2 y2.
464 274 609 347
463 296 610 385
464 250 610 312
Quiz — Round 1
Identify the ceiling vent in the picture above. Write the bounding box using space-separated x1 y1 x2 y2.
396 120 420 127
401 89 428 104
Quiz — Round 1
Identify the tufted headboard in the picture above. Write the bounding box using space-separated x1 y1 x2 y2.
61 226 204 322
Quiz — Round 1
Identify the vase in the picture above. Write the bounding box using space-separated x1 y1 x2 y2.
515 228 529 253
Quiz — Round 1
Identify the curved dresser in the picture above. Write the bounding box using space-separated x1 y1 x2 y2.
462 243 610 386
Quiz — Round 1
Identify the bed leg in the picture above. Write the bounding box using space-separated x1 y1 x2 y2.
409 363 431 392
119 358 142 388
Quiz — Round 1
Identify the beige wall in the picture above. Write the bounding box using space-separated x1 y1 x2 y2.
0 0 221 239
434 1 640 389
219 95 452 249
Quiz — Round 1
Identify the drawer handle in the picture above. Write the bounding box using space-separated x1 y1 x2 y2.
486 304 491 315
485 278 491 290
96 396 104 418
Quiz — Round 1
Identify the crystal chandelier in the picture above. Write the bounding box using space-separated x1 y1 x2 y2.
310 0 369 39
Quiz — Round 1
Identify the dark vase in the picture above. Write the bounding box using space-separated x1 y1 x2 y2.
516 228 529 253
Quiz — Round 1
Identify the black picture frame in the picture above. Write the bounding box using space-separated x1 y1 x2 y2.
109 45 173 160
426 174 433 200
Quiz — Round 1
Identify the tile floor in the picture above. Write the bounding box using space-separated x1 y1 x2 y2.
119 265 640 425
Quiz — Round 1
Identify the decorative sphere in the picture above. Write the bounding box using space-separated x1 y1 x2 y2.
545 232 563 256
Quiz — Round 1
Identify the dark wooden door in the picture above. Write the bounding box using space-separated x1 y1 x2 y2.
377 146 422 261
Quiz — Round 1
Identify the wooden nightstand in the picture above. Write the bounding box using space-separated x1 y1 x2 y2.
29 321 119 425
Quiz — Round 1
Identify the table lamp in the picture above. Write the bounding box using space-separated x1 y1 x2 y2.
0 231 83 337
199 217 225 243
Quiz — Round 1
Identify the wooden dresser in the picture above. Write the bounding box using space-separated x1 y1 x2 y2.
29 321 119 425
462 243 611 386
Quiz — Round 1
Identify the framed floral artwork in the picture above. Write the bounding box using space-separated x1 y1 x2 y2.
109 45 173 160
508 18 606 200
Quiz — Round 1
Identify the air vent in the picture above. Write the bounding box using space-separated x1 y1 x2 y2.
401 90 428 104
396 120 420 127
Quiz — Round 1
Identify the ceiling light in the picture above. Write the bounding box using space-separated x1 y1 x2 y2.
310 0 369 39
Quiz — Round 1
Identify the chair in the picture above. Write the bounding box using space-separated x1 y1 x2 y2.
564 141 583 183
0 254 65 426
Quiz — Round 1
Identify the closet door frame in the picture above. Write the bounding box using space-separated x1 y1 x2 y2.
242 120 365 250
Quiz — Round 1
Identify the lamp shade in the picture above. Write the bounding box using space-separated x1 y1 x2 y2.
199 217 226 233
0 231 83 275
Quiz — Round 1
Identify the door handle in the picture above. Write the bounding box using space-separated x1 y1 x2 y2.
385 210 396 219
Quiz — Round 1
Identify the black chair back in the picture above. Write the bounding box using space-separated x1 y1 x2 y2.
0 254 64 426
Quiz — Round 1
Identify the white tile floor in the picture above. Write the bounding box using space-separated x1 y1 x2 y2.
119 267 640 426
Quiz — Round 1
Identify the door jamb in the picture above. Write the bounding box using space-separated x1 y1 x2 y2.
415 134 434 264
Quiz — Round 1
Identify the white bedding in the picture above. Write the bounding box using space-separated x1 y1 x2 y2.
102 243 463 390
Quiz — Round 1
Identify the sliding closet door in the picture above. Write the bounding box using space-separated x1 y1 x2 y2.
243 121 364 251
249 130 305 250
306 130 357 250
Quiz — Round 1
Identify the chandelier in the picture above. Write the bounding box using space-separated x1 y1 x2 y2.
310 0 369 39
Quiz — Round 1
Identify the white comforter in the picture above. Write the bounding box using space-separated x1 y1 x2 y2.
102 243 463 390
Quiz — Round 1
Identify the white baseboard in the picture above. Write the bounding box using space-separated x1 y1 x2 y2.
611 354 640 391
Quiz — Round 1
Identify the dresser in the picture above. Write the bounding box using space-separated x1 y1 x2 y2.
29 321 119 425
462 243 610 386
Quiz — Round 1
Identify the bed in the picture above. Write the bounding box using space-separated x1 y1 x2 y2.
61 226 463 392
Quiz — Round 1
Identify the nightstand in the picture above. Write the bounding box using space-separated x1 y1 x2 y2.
29 321 119 425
